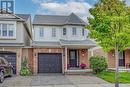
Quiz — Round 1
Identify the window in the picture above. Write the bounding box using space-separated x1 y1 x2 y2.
2 24 7 36
52 28 56 37
82 28 85 36
39 27 44 37
72 27 77 35
63 28 66 35
0 24 1 36
8 24 14 36
0 23 15 38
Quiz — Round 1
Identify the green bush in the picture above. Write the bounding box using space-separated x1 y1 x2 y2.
20 57 32 76
89 56 108 74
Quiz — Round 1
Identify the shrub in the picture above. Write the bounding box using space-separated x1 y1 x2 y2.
89 56 108 74
20 57 32 76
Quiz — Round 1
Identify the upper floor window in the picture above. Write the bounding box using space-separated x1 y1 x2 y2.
8 24 14 36
72 27 77 35
39 27 44 37
52 28 56 37
63 28 66 35
0 23 15 38
82 28 85 36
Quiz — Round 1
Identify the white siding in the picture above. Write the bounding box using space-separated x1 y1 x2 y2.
33 25 88 42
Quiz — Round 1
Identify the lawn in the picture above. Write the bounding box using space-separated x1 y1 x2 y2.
97 71 130 83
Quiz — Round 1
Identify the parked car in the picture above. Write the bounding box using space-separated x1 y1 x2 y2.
0 57 14 83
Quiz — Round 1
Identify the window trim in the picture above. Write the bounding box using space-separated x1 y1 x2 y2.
63 28 67 36
72 27 77 36
0 21 16 39
52 28 56 37
82 28 85 36
39 27 44 37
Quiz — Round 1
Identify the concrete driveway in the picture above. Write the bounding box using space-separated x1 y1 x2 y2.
0 74 130 87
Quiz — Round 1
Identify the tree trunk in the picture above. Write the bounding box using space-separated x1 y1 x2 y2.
115 48 119 87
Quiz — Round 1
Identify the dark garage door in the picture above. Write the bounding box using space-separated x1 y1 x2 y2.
0 52 16 74
38 53 62 73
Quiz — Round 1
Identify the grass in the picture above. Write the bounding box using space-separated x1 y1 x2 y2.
96 71 130 83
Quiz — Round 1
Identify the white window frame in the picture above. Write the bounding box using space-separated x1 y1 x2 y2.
72 27 77 36
0 21 16 39
52 28 56 37
39 27 44 37
63 28 67 36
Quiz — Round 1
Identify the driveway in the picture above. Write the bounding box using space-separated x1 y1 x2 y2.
0 74 130 87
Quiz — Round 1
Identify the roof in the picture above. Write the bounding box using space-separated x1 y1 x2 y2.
16 14 30 21
33 13 86 26
0 43 24 47
60 39 96 46
31 39 97 48
32 41 61 47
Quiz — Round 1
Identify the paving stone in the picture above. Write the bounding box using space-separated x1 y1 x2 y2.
77 84 101 87
53 85 75 87
0 74 130 87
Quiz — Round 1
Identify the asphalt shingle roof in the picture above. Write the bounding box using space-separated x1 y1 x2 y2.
33 13 86 26
60 39 96 46
16 14 30 21
31 39 96 47
32 41 61 47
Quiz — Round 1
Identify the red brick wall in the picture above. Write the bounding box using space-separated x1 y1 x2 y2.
28 48 33 72
79 49 88 67
93 48 106 57
125 49 130 66
108 50 115 68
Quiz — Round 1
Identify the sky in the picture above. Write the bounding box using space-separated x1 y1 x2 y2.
14 0 130 20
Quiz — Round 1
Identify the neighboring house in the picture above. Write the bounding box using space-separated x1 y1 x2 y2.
32 13 96 74
0 11 32 74
91 46 130 68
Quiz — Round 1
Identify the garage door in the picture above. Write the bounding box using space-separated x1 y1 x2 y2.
38 53 62 73
0 52 16 74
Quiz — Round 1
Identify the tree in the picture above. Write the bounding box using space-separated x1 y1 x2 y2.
87 0 130 87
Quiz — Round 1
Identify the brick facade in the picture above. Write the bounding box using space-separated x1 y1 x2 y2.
93 48 130 68
22 48 33 72
79 49 89 67
108 50 115 68
30 48 89 74
125 49 130 67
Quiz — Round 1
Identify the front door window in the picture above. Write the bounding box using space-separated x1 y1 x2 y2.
69 50 78 67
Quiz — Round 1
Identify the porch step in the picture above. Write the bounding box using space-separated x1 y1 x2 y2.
65 69 93 75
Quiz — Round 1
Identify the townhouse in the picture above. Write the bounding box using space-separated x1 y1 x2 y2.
31 13 96 74
0 10 32 74
1 11 129 75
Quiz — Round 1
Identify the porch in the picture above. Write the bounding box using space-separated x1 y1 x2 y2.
60 39 96 74
63 46 95 74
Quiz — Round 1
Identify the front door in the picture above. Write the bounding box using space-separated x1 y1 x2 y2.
70 50 78 67
119 51 125 66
